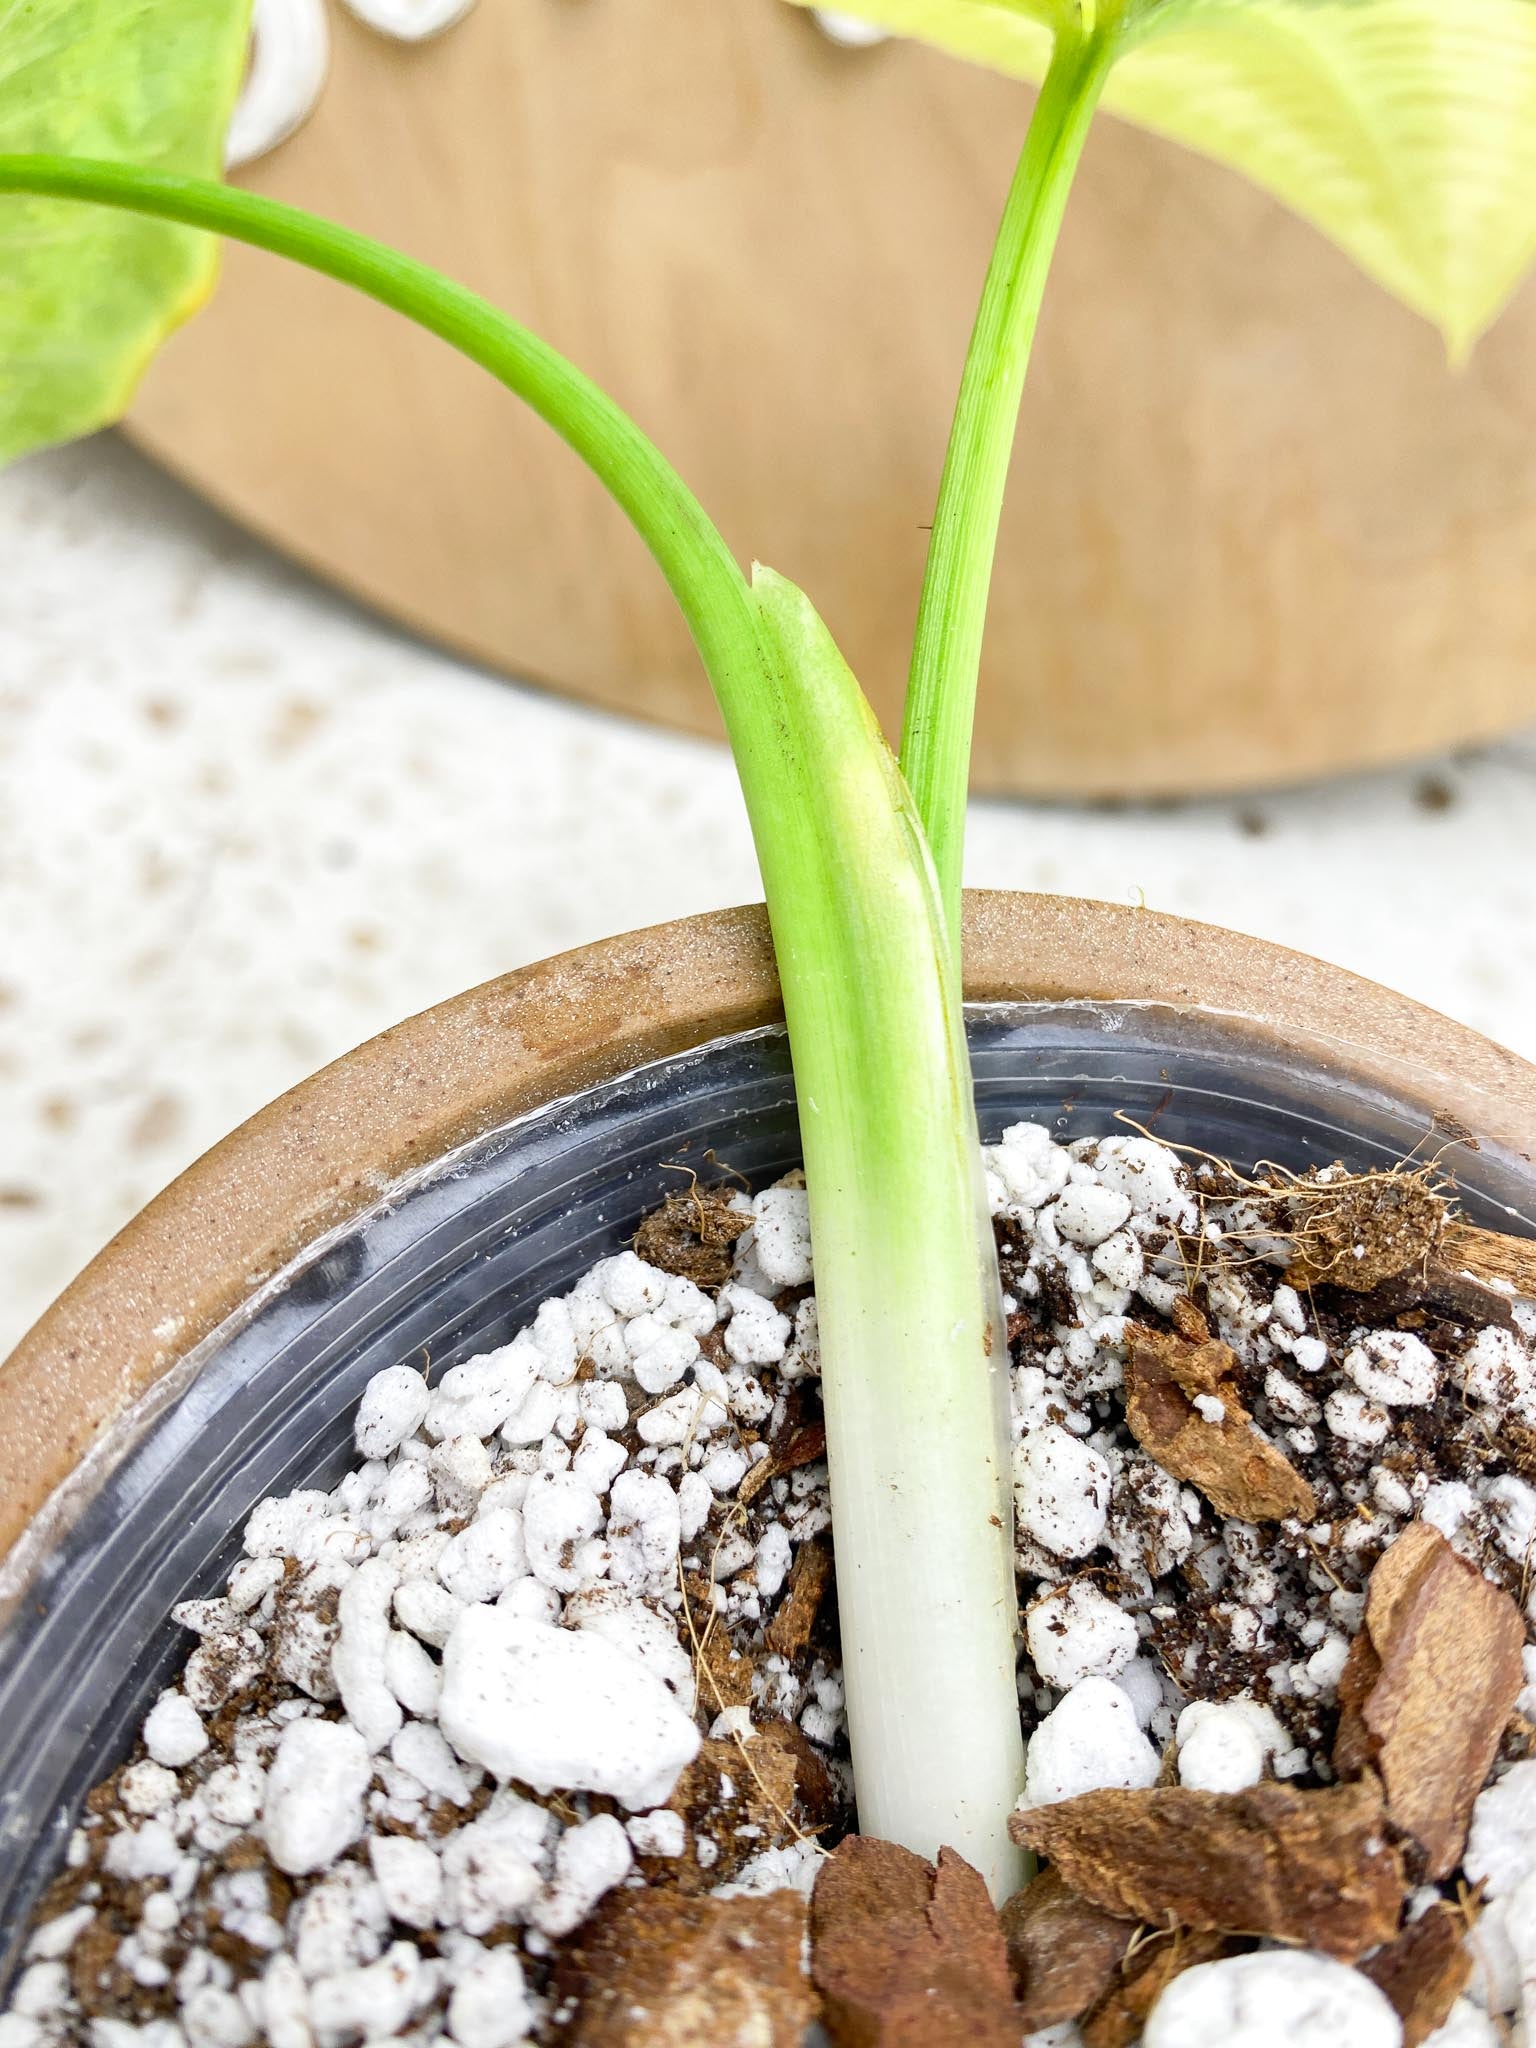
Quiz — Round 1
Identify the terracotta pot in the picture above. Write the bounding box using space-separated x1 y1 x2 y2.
2 891 1536 1949
127 0 1536 797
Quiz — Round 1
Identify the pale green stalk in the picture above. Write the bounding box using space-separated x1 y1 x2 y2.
900 15 1118 940
0 156 1026 1887
753 573 1024 1892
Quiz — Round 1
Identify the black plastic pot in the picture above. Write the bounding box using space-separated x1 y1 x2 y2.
3 996 1535 1977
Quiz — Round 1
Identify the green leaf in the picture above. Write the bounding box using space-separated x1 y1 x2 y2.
0 0 252 465
787 0 1536 356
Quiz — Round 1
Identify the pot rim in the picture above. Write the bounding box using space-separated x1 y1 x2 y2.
4 887 1534 1566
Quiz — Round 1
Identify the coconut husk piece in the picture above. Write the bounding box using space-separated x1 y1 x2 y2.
810 1838 1021 2048
1123 1326 1316 1523
1009 1778 1405 1961
998 1866 1135 2029
555 1887 812 2046
1334 1520 1524 1880
1359 1902 1473 2048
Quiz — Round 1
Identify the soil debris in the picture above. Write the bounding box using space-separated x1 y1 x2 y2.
1334 1520 1525 1879
1010 1778 1405 1960
997 1865 1134 2029
553 1888 813 2046
1358 1901 1473 2047
1283 1167 1446 1292
810 1839 1020 2047
665 1725 833 1897
1122 1326 1316 1522
631 1181 750 1291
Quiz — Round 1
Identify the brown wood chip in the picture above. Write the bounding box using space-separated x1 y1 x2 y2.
811 1838 1021 2047
1359 1902 1472 2048
1081 1929 1240 2048
555 1887 812 2046
1009 1779 1405 1960
1123 1326 1316 1523
998 1867 1134 2029
1442 1221 1536 1304
765 1538 831 1658
739 1419 827 1505
1334 1520 1524 1879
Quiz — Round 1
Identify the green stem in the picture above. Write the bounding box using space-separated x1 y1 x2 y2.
0 155 762 730
0 153 1027 1887
899 22 1116 944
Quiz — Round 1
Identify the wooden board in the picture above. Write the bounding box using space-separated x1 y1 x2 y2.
129 0 1536 798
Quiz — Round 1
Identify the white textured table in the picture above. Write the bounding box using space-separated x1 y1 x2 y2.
2 436 1534 1358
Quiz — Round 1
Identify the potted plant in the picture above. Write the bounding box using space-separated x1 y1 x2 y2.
2 3 1536 2042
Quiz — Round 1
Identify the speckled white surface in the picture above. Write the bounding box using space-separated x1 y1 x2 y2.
3 435 1535 1357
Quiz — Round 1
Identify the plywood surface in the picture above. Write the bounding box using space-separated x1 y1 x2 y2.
128 0 1536 796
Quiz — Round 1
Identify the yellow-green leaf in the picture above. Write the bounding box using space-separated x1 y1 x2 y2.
788 0 1536 356
0 0 252 465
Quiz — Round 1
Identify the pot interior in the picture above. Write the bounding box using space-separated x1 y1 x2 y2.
3 999 1534 1969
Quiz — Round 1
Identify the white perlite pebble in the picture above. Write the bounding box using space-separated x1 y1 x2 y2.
1455 1327 1536 1420
354 1366 431 1458
438 1606 700 1810
394 1576 464 1649
1112 1657 1166 1730
332 1556 404 1752
261 1718 372 1876
1025 1580 1138 1690
987 1122 1072 1211
1176 1702 1266 1793
606 1469 682 1589
720 1283 791 1367
428 1433 495 1511
104 1821 180 1882
1014 1427 1113 1559
598 1251 670 1317
1141 1950 1402 2047
119 1760 180 1815
143 1691 208 1768
531 1813 634 1937
523 1471 603 1594
750 1185 813 1287
627 1809 687 1858
308 1940 420 2041
1050 1184 1134 1249
1421 2002 1500 2048
1324 1387 1392 1447
368 1835 443 1930
1342 1329 1439 1407
446 1945 534 2048
383 1628 442 1718
181 1985 254 2048
438 1510 529 1604
1465 1759 1536 1898
1022 1677 1160 1808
